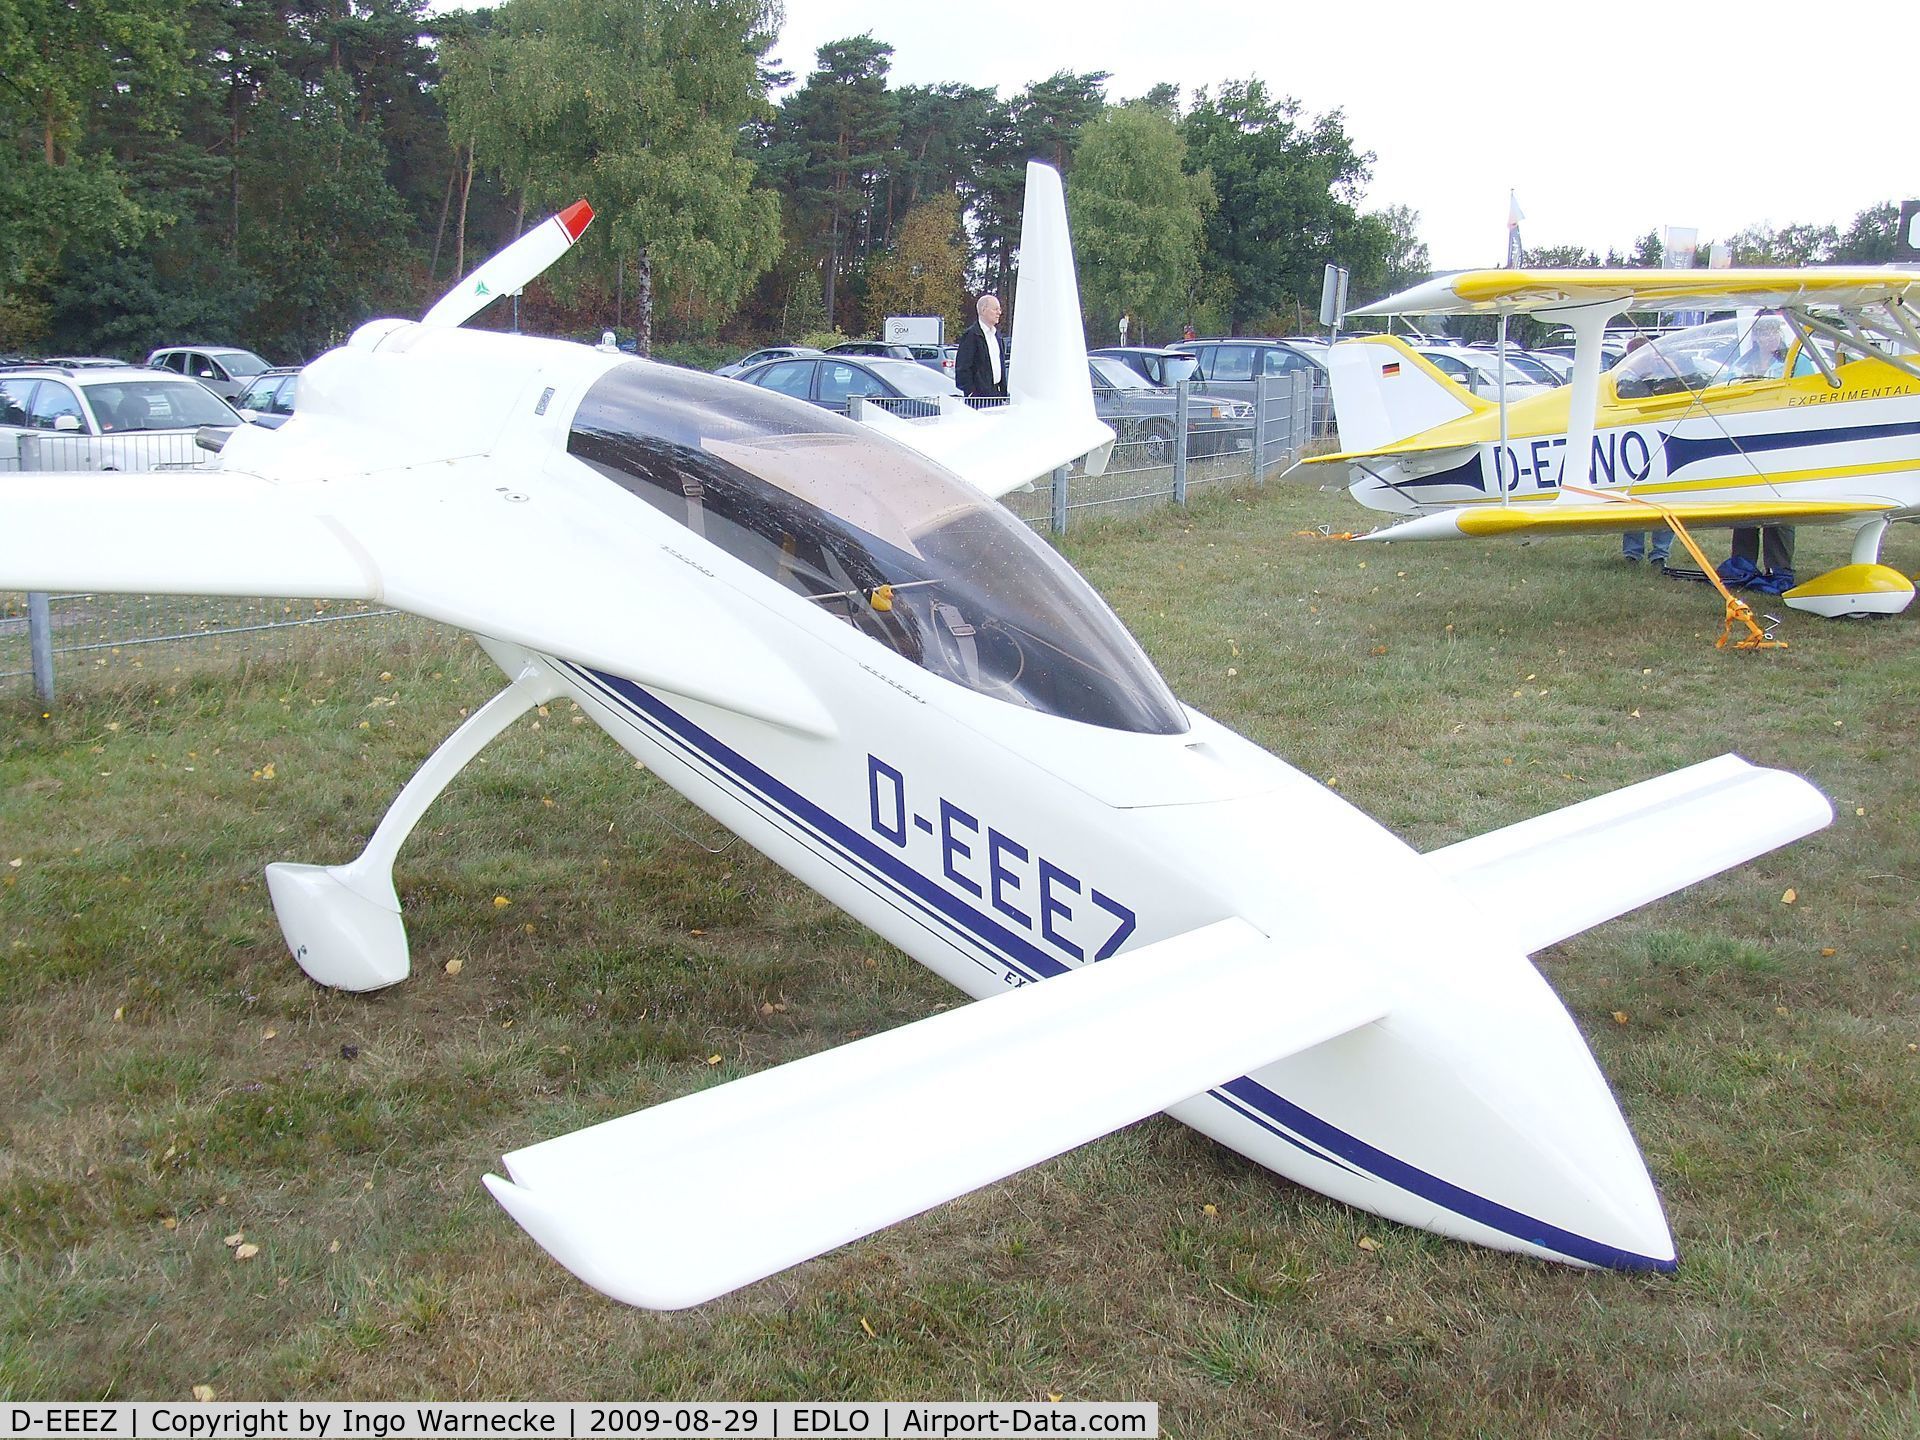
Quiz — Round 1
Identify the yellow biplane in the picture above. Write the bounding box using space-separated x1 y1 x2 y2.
1317 268 1920 618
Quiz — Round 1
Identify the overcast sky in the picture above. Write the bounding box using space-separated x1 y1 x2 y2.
769 0 1918 270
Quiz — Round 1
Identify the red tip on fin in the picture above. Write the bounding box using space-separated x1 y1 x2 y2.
557 200 595 242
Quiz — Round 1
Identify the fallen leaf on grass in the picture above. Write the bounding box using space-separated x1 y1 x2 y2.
1782 888 1797 905
1821 947 1837 957
223 1231 244 1248
261 1028 277 1041
706 1055 722 1066
234 1243 260 1262
1356 1236 1378 1252
443 959 463 976
1612 1011 1630 1026
493 895 512 909
192 1386 216 1403
859 1317 876 1338
1202 1204 1218 1218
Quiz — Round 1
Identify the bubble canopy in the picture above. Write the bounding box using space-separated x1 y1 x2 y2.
568 362 1188 736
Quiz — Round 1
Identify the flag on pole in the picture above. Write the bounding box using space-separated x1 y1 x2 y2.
1506 191 1525 268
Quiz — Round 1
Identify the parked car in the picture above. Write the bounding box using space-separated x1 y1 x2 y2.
713 345 821 380
1491 349 1566 388
1524 350 1577 383
0 362 242 469
733 354 959 417
905 343 956 380
145 345 275 403
235 367 303 428
825 340 917 361
31 355 128 369
1088 356 1251 464
1170 337 1331 432
1088 346 1200 387
1414 345 1551 400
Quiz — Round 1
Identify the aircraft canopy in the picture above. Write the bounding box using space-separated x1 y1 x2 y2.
568 362 1187 735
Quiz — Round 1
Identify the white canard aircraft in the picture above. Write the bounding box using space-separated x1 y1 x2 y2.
0 168 1835 1310
1316 269 1920 618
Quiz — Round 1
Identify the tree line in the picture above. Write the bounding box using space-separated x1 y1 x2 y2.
1 0 1899 365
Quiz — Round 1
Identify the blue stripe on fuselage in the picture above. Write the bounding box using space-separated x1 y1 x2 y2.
565 660 1675 1273
1664 417 1920 475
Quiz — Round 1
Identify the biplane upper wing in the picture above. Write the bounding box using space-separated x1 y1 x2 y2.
486 916 1387 1309
0 458 836 736
855 162 1116 499
1353 266 1920 318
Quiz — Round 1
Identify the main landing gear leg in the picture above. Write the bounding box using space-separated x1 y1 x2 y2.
265 663 563 992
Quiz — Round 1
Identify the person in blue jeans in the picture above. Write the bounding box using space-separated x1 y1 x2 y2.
1623 528 1672 565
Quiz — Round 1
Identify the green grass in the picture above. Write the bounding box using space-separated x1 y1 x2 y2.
2 480 1917 1435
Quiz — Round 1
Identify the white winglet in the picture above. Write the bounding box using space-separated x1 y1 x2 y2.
422 201 595 329
853 162 1113 499
485 918 1384 1309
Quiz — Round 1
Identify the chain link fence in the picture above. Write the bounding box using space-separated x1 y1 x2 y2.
3 375 1318 704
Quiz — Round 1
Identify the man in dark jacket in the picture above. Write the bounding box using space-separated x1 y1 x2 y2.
955 293 1007 402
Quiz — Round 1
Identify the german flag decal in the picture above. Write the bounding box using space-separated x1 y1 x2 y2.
1381 362 1401 377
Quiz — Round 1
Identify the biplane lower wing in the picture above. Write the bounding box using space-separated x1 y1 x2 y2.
485 917 1385 1310
1360 497 1894 542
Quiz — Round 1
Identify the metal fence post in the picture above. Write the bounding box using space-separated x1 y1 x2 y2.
1050 464 1069 535
1172 380 1190 505
1252 374 1269 485
29 591 55 706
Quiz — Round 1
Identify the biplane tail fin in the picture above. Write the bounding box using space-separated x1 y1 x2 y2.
1326 334 1492 453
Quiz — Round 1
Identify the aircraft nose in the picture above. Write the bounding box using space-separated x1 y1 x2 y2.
1212 920 1677 1274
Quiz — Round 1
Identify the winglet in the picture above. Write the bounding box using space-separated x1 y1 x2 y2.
848 162 1112 498
1007 162 1096 421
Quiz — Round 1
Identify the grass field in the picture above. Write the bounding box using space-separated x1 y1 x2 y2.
2 476 1916 1436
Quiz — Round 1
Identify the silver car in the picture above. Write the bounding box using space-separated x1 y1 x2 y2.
1 363 242 471
145 345 276 402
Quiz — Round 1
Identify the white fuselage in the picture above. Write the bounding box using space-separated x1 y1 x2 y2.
462 429 1676 1272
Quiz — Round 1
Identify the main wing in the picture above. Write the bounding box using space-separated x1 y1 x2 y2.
1354 266 1920 318
486 917 1385 1309
0 458 836 736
